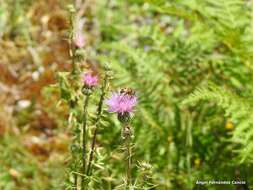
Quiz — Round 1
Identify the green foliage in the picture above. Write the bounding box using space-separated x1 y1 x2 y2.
183 83 253 163
93 0 253 189
2 0 253 189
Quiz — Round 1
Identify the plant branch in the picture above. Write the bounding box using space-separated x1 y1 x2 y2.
86 72 109 176
81 93 90 190
123 124 132 190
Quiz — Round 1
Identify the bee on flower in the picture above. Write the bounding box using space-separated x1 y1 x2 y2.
106 88 137 122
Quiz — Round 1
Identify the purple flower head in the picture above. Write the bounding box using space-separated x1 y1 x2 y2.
74 32 85 48
82 72 98 88
106 92 137 115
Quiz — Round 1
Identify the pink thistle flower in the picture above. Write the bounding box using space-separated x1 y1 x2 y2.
74 32 85 48
82 72 98 88
106 92 137 115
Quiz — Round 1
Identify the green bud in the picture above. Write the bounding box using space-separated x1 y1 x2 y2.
75 49 86 62
67 4 76 13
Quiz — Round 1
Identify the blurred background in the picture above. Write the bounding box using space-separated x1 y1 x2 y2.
0 0 253 189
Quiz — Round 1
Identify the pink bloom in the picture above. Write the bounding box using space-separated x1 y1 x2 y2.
74 32 85 48
106 92 137 114
82 72 98 88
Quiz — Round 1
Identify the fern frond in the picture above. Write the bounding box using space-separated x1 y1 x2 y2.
184 83 253 162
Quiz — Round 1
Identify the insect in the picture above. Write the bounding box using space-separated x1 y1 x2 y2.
120 88 136 96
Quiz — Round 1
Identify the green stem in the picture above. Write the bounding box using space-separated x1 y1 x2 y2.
86 73 108 176
74 174 77 189
68 5 77 75
86 127 98 176
81 94 90 190
186 115 192 188
67 4 78 189
123 124 132 190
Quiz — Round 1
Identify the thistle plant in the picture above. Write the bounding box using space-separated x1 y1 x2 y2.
81 72 98 190
106 90 137 189
86 64 111 176
67 4 77 75
64 3 140 190
58 5 93 190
